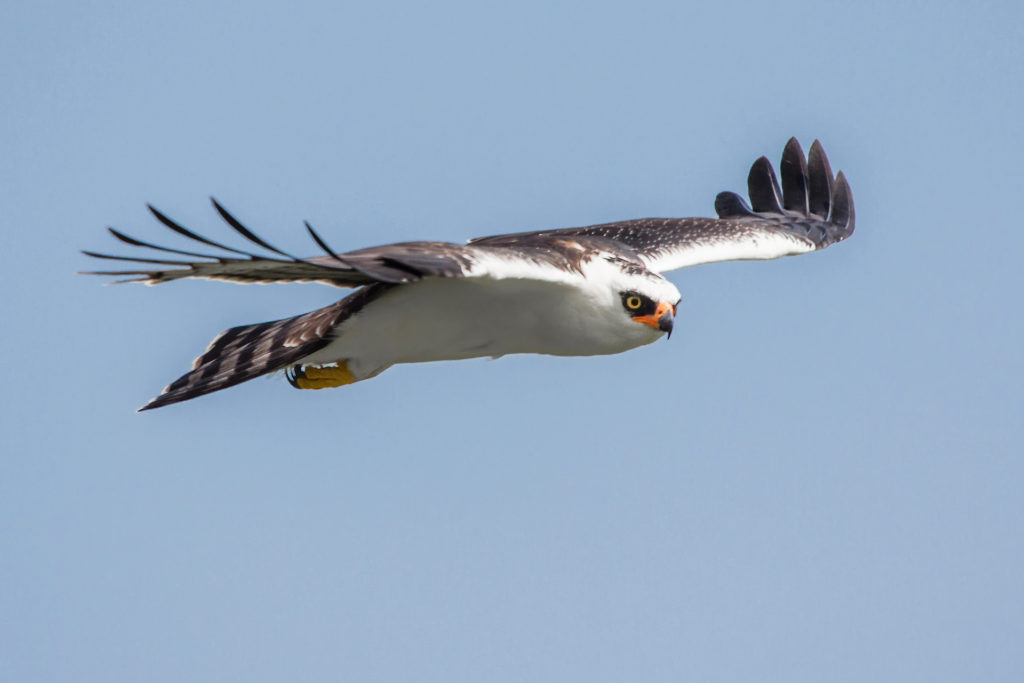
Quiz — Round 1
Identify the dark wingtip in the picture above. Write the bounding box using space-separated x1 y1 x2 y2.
747 156 784 213
714 191 756 218
209 196 228 216
716 138 854 249
210 198 297 259
830 170 855 236
780 137 809 214
107 227 147 247
147 203 172 225
145 201 260 257
209 197 239 228
304 221 349 266
807 140 835 219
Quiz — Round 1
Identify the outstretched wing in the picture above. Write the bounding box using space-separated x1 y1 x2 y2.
81 201 630 288
80 199 483 288
471 138 854 274
82 138 852 287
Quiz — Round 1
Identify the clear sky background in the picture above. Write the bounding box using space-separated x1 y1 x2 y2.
2 1 1022 681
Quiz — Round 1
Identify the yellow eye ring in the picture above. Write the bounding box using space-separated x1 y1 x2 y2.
626 295 643 310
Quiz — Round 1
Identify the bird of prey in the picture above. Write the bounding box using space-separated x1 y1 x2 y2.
82 138 854 410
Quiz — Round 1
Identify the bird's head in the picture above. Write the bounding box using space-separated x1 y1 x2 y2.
602 263 681 341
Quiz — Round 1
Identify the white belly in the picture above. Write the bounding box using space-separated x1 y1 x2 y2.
301 277 664 378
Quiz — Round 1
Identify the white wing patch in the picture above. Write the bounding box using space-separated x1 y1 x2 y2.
639 225 815 273
462 249 587 285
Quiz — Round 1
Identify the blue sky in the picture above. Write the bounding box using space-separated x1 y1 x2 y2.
2 1 1022 681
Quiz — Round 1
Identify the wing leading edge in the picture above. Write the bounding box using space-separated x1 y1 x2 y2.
81 138 853 287
469 138 854 274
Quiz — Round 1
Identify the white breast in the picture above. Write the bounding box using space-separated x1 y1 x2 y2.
304 268 667 379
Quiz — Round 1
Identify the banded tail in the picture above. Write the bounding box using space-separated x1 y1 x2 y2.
140 285 389 411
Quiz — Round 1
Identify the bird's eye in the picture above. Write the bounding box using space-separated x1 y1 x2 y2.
626 295 643 310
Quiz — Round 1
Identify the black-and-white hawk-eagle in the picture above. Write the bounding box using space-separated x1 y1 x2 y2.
82 138 854 410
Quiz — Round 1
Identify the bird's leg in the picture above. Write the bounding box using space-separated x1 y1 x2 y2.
286 362 357 390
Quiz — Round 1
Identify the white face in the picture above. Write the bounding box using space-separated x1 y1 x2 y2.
581 259 682 346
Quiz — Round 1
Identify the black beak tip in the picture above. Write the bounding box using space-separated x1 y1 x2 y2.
658 312 674 338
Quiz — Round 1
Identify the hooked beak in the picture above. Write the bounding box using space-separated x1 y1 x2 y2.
633 301 675 338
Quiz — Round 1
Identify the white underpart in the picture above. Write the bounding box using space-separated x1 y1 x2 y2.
641 228 815 273
301 256 681 379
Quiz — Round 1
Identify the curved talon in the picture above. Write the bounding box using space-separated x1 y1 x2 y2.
287 362 357 390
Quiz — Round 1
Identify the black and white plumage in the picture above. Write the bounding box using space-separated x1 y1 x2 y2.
82 138 854 410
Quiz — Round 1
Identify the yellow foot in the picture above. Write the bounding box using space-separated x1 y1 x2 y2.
287 362 357 390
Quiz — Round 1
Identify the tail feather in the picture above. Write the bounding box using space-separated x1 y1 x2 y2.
139 284 389 410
